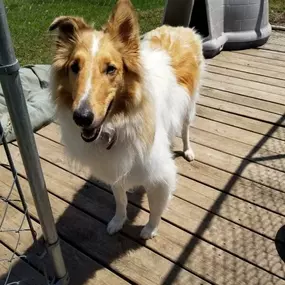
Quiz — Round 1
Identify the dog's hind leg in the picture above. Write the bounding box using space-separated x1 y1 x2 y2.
107 185 128 235
182 102 196 161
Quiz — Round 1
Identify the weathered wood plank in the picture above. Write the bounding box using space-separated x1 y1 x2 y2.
190 128 285 173
0 167 207 285
200 87 284 115
210 52 285 74
271 31 285 42
235 49 285 62
39 121 285 173
1 149 285 284
175 138 285 191
199 95 285 126
204 72 285 96
6 134 285 280
0 244 46 285
37 123 285 213
206 64 285 88
34 128 285 191
176 175 285 236
195 115 285 155
203 78 285 105
196 106 285 142
271 31 285 41
0 185 129 285
0 166 257 285
269 38 285 47
176 156 285 215
259 43 285 53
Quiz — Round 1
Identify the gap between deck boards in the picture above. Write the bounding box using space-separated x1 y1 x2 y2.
1 156 285 285
2 133 285 282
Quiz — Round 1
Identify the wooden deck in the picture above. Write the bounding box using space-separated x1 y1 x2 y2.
1 30 285 285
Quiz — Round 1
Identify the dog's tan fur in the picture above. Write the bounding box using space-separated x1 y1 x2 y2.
147 25 203 96
49 0 204 239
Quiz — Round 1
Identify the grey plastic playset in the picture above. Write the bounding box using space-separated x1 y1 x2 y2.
163 0 272 58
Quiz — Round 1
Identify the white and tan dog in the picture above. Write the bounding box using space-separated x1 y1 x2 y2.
49 0 204 239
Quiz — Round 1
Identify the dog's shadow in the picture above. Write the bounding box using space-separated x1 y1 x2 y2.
173 150 184 159
55 177 149 284
0 177 147 285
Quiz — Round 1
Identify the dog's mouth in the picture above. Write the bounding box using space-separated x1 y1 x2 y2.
80 100 114 143
81 126 102 143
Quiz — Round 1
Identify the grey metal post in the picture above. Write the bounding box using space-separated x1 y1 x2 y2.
163 0 195 27
0 1 68 284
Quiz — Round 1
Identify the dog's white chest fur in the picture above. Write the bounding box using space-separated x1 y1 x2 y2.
57 45 192 189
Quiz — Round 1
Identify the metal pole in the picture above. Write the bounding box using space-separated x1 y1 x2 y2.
0 1 68 284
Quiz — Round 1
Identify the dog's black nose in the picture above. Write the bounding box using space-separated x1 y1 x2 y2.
73 103 94 127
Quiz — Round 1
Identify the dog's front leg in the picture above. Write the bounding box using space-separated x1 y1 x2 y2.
107 185 128 235
141 181 174 240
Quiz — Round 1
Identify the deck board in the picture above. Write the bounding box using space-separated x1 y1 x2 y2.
0 245 47 285
5 132 285 276
206 64 285 88
259 43 285 53
0 171 129 285
190 128 285 172
203 78 285 105
0 166 208 285
209 54 285 78
236 48 285 62
197 107 285 141
27 131 285 196
1 144 284 284
200 87 284 115
204 72 285 97
228 50 285 68
1 30 285 284
198 95 285 125
36 124 285 216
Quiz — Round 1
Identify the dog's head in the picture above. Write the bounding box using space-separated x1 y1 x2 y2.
50 0 141 142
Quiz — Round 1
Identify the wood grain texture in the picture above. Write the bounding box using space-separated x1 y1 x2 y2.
0 162 208 285
204 72 285 97
206 64 285 89
203 78 285 105
235 49 285 62
210 52 285 75
0 244 46 285
200 87 285 115
196 107 285 141
1 143 285 284
198 95 285 126
259 43 285 53
0 174 129 285
4 129 285 281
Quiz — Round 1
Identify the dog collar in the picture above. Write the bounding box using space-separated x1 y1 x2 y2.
106 132 117 150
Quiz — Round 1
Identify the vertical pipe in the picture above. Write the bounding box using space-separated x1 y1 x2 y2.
0 1 68 283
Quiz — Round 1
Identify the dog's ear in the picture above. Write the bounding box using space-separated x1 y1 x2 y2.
104 0 140 74
105 0 139 44
49 16 91 42
49 16 91 71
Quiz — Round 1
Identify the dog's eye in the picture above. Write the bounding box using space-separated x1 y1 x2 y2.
70 61 80 74
106 64 116 75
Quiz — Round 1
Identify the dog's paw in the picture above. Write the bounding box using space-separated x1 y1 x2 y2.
140 224 158 240
184 148 195 162
107 216 126 235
